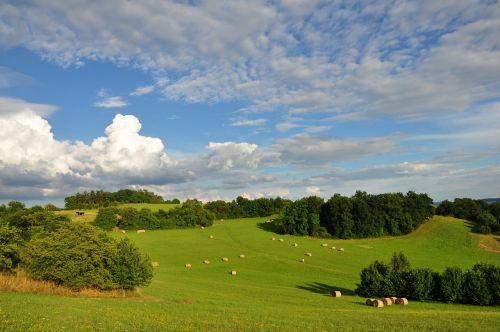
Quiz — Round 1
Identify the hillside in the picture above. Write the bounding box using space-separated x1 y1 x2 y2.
1 215 499 331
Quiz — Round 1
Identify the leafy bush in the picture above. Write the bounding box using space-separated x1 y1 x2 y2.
21 223 153 290
405 268 434 301
0 225 22 272
356 260 394 297
463 268 492 305
93 207 118 231
389 252 411 296
440 267 464 302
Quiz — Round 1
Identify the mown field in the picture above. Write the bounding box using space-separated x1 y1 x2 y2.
1 215 499 331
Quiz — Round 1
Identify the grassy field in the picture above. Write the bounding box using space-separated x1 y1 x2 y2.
1 215 499 331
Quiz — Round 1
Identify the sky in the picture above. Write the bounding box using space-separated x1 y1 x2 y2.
0 0 500 205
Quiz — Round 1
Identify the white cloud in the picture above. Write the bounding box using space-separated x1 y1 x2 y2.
206 142 261 171
230 118 266 127
0 96 58 117
95 96 128 108
306 186 321 195
130 85 154 96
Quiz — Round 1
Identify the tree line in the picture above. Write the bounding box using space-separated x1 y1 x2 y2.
64 189 178 209
436 198 500 234
0 201 152 291
204 196 291 219
93 199 214 230
356 252 499 306
274 191 434 238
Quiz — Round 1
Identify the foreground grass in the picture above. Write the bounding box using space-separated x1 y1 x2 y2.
1 216 498 331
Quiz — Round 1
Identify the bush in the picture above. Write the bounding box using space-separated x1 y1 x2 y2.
462 268 492 305
138 209 160 230
389 252 411 296
109 238 153 289
440 267 464 303
0 225 22 272
405 268 434 301
356 260 394 297
21 223 152 290
93 207 118 231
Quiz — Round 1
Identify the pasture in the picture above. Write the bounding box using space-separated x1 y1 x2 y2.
1 215 499 331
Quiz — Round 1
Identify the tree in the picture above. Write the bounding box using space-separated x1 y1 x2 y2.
389 252 411 296
440 267 464 303
0 225 22 272
109 238 153 289
356 260 394 297
93 207 118 231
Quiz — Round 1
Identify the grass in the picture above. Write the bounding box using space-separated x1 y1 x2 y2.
1 215 499 331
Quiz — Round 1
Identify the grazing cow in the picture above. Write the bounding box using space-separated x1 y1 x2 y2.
76 211 85 216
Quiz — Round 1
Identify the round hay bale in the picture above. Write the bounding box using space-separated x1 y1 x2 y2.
239 254 245 259
366 298 375 306
209 235 214 239
339 248 344 251
321 243 328 247
221 257 229 262
203 260 210 265
382 298 393 306
137 229 146 233
371 299 384 308
331 246 336 250
293 243 298 247
201 226 205 229
121 230 126 234
395 298 408 305
279 238 284 242
185 263 192 268
331 291 342 297
271 237 276 241
300 258 305 262
230 270 237 276
152 261 160 267
390 296 398 304
305 252 312 257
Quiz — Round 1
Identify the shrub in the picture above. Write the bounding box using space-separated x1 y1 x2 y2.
440 267 464 303
356 260 394 297
138 209 160 230
109 238 153 289
473 212 497 234
117 208 140 230
405 268 434 301
389 252 411 296
462 268 492 305
0 225 22 272
93 207 118 231
21 223 152 290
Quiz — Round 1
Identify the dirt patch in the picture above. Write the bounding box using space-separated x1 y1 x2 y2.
478 235 500 253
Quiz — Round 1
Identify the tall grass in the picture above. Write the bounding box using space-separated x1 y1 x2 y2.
0 270 141 298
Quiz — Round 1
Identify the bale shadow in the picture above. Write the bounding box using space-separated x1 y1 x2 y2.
296 282 355 297
257 221 279 234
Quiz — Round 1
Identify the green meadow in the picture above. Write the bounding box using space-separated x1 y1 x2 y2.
1 215 499 331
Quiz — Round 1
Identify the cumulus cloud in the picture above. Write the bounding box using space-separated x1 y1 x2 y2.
206 142 261 171
130 85 154 96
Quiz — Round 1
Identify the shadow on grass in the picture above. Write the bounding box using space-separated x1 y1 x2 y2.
296 282 355 297
257 221 280 234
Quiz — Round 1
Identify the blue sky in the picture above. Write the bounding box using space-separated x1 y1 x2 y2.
0 0 499 205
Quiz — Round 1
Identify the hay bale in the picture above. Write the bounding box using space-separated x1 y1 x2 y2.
279 238 284 242
382 298 393 306
137 229 146 233
239 254 245 259
331 291 342 297
366 298 375 306
209 235 214 239
371 299 384 308
305 252 312 256
293 243 298 247
121 230 126 234
271 237 276 241
151 261 160 267
390 296 398 303
321 243 328 247
185 263 192 268
221 257 229 262
395 298 408 305
203 260 210 265
300 258 305 262
230 270 237 276
338 248 344 251
201 226 205 229
220 219 224 221
330 246 336 250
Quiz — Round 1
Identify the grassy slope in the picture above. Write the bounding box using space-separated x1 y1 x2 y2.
1 216 499 331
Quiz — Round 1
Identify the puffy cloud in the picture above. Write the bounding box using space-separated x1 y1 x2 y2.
206 142 261 171
130 85 154 96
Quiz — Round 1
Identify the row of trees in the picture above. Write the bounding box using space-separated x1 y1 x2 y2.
93 199 214 231
356 253 499 306
274 191 434 238
64 189 173 209
436 198 500 234
0 202 153 290
204 196 291 219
